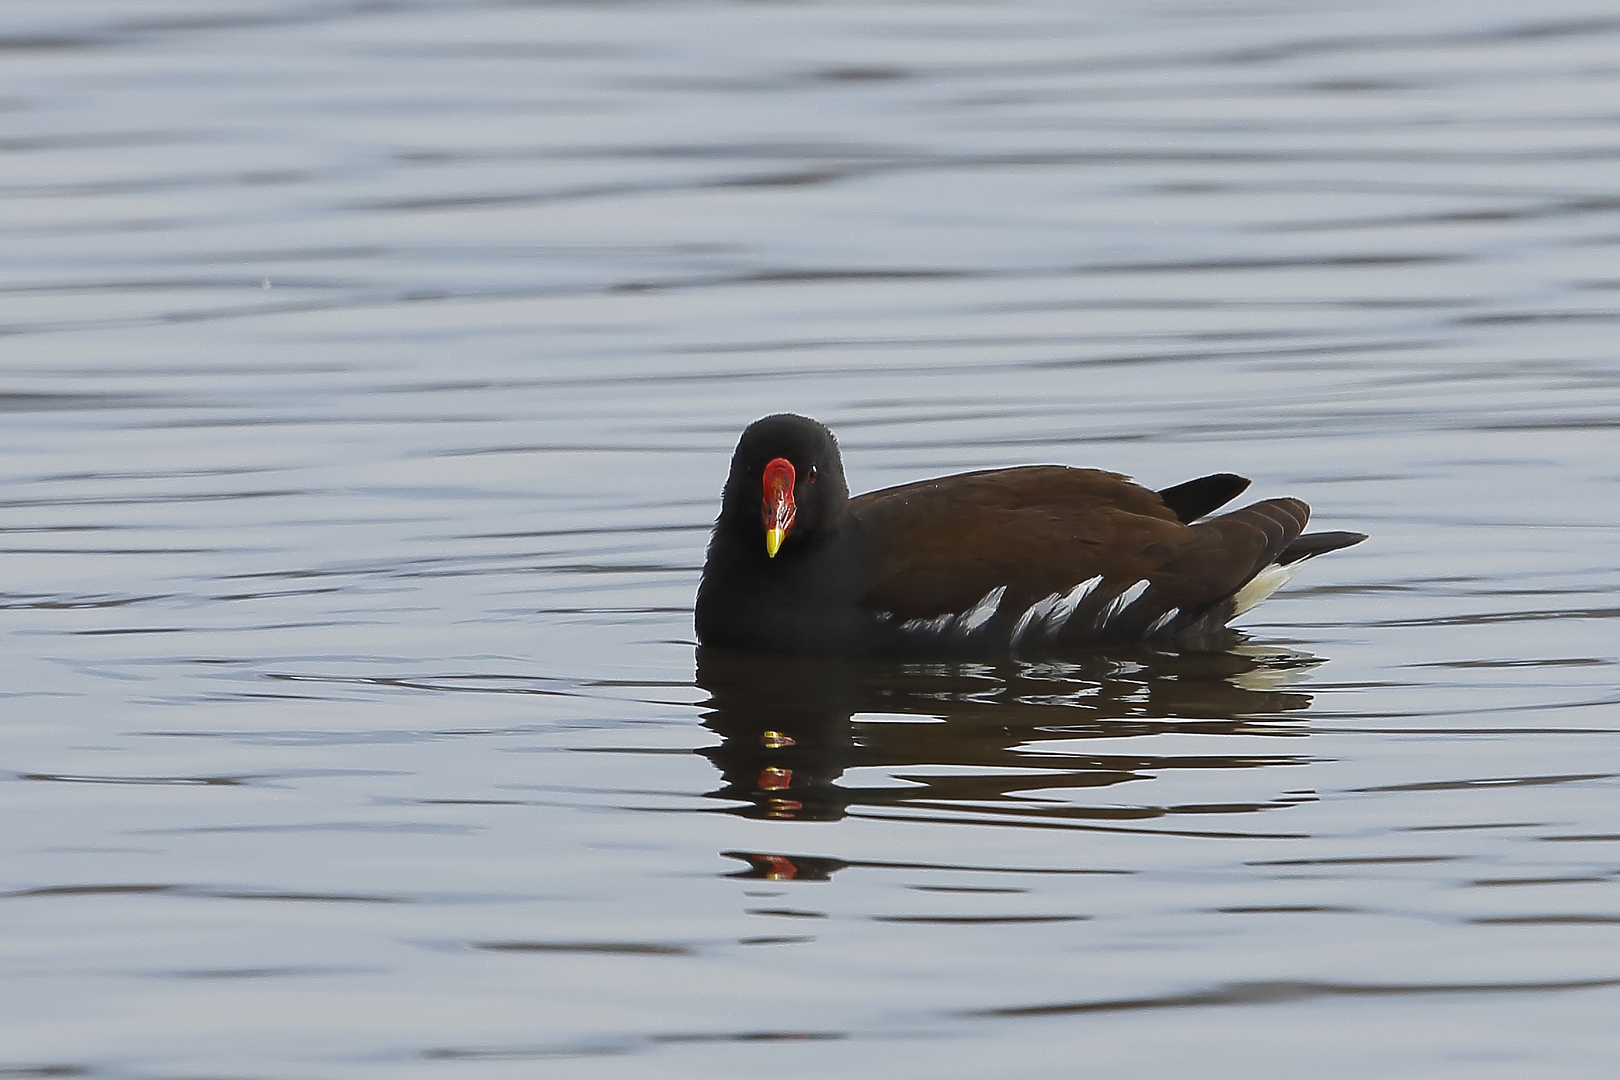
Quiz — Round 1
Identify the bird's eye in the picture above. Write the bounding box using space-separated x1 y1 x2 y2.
807 465 818 483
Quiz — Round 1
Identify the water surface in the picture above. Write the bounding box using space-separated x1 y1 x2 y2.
3 0 1620 1076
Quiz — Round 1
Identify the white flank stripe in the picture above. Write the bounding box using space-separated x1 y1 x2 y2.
1098 579 1151 627
955 586 1007 637
898 586 1008 638
1045 575 1103 636
1145 607 1180 635
900 613 956 635
1011 592 1062 646
1231 563 1301 616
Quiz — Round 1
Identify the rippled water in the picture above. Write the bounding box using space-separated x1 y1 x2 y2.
4 0 1620 1075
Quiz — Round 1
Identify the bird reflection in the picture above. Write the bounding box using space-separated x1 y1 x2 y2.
696 643 1321 829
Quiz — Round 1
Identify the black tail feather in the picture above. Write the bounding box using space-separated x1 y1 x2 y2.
1279 530 1367 565
1157 473 1251 524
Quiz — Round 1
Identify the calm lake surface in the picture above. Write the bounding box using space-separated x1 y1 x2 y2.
3 1 1619 1076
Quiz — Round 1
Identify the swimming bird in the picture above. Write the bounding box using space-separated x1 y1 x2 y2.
695 413 1365 657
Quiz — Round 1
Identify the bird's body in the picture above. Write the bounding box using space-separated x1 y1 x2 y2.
695 414 1364 657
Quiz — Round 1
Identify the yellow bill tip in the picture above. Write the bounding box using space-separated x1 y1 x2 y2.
764 528 785 558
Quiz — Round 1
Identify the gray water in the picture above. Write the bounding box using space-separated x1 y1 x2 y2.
3 1 1620 1076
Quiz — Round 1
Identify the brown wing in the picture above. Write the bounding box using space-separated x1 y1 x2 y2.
850 466 1183 619
851 466 1310 643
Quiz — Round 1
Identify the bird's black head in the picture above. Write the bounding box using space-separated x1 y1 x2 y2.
719 414 850 559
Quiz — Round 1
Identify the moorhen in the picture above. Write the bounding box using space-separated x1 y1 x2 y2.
695 414 1365 657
